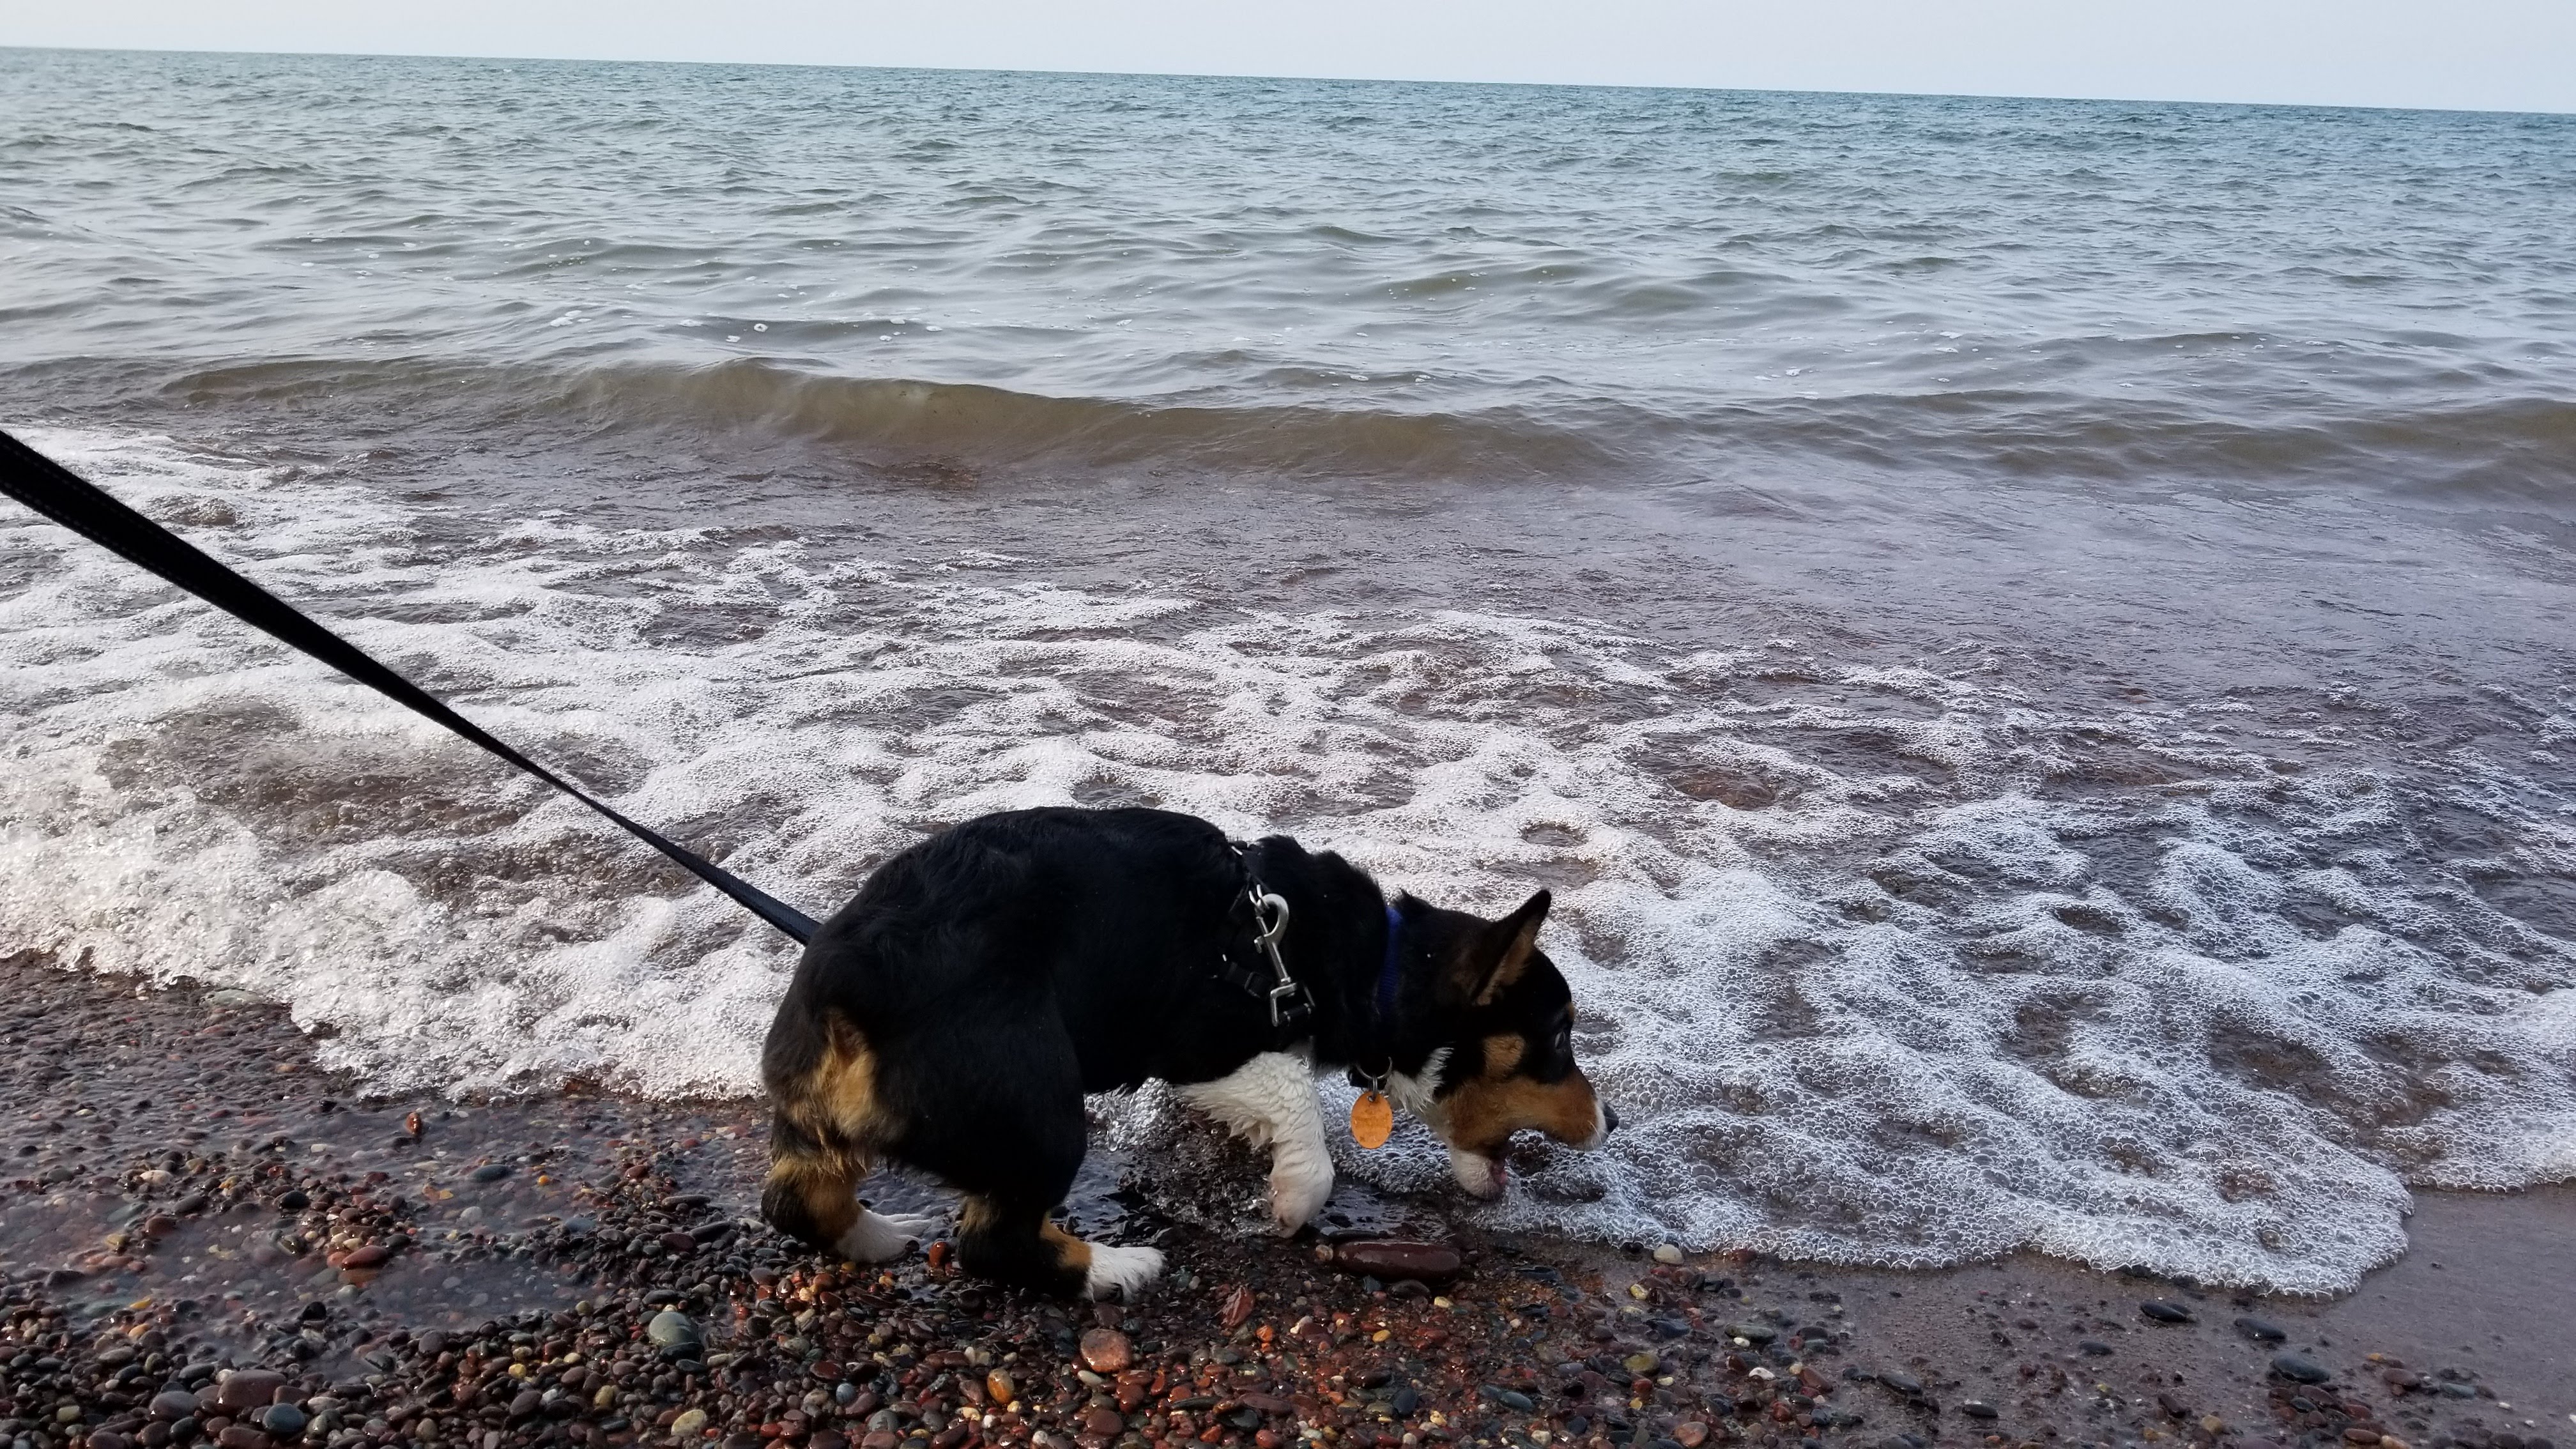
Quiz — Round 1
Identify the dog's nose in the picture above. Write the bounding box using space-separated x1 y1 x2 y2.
1604 1103 1620 1133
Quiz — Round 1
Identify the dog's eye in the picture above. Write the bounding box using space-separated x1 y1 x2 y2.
1553 1025 1572 1059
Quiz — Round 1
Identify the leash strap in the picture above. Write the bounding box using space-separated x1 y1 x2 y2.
0 427 820 946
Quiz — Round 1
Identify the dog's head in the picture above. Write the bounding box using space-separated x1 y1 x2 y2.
1390 889 1613 1198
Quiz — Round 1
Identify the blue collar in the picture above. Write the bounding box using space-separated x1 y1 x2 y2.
1376 903 1404 1022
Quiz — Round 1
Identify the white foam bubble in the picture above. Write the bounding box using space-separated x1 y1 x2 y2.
3 426 2570 1292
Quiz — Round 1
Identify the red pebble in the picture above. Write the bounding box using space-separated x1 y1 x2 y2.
1080 1327 1133 1373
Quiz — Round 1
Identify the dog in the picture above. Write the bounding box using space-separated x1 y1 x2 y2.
755 806 1613 1298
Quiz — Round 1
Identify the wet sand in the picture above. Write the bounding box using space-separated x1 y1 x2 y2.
2 954 2568 1449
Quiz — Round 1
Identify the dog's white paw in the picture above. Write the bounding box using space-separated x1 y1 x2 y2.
1269 1153 1334 1234
1084 1242 1165 1300
836 1208 940 1262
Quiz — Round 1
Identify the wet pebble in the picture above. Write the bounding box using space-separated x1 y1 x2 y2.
2140 1300 2196 1324
2237 1315 2289 1342
1877 1371 1925 1397
647 1310 702 1354
1959 1402 2000 1420
2079 1340 2115 1356
1078 1327 1131 1372
2273 1354 2334 1385
215 1370 284 1412
257 1406 305 1439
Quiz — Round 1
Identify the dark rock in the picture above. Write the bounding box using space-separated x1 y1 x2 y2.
172 1195 210 1215
1876 1372 1924 1397
2271 1355 2333 1385
1392 1388 1421 1414
1959 1403 2000 1421
1485 1388 1535 1413
341 1245 389 1269
2078 1340 2115 1356
2235 1317 2289 1342
509 1392 542 1420
1080 1409 1124 1438
470 1164 512 1183
215 1429 268 1449
1727 1324 1778 1345
214 1372 285 1413
2140 1301 2195 1324
276 1192 309 1212
257 1406 305 1439
1317 1240 1464 1282
151 1393 199 1421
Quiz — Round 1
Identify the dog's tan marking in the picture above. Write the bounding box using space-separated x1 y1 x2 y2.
1481 1033 1526 1077
762 1016 895 1254
1041 1219 1093 1273
1444 1069 1603 1154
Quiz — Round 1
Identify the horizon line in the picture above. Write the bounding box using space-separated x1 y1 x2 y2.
4 40 2570 120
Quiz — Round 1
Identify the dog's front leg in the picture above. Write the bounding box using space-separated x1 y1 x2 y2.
1179 1050 1335 1234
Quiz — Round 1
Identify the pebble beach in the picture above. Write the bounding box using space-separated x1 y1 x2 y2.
3 957 2568 1449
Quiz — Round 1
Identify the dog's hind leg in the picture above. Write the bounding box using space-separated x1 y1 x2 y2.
760 1015 942 1262
1177 1050 1335 1234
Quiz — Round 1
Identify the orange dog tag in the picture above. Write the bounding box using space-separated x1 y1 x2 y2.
1349 1090 1393 1149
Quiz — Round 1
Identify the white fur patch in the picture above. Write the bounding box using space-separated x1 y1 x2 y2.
1386 1046 1451 1125
1178 1049 1335 1233
1449 1146 1505 1199
1084 1241 1166 1300
835 1208 943 1262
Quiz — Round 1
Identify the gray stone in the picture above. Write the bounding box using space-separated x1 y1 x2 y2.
646 1312 701 1354
257 1406 306 1439
2138 1301 2195 1324
2234 1316 2288 1342
2270 1354 2332 1385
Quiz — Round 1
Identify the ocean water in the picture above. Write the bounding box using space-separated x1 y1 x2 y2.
4 49 2575 1294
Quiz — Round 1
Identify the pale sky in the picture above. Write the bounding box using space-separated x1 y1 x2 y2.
6 0 2574 115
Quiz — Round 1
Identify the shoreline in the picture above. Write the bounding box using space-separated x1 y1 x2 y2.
1 955 2568 1449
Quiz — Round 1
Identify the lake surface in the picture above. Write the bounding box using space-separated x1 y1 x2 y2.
4 48 2574 1292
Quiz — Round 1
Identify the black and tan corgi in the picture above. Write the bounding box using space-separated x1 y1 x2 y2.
756 806 1612 1298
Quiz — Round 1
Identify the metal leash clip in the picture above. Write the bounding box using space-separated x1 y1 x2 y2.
1248 888 1312 1027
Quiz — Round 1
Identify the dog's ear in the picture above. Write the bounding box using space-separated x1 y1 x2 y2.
1444 889 1552 1008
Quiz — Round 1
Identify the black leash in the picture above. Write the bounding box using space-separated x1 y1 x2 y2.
0 427 820 946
